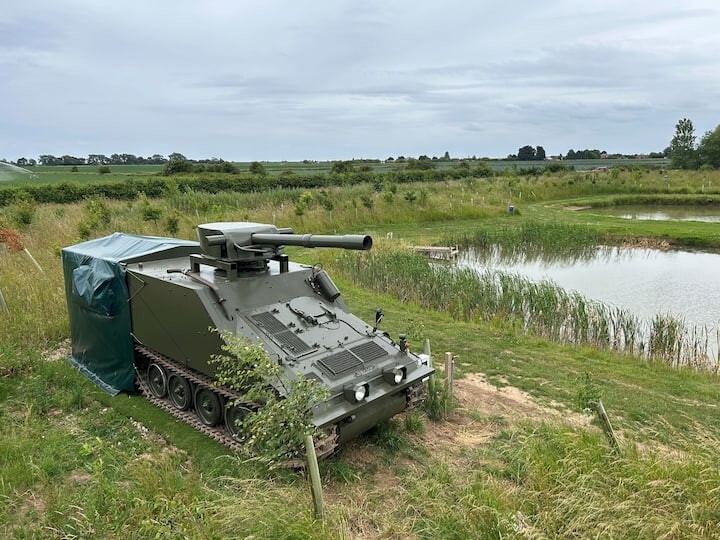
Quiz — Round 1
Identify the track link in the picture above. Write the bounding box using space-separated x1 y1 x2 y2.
134 344 338 463
406 381 427 410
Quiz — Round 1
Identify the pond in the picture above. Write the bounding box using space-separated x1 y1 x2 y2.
587 204 720 223
459 246 720 357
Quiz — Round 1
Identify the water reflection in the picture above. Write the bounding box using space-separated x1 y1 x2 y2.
462 243 665 267
588 204 720 223
459 245 720 362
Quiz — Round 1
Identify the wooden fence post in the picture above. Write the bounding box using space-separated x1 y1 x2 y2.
596 399 620 453
23 248 43 273
423 338 431 358
0 288 9 316
304 435 325 519
444 352 454 415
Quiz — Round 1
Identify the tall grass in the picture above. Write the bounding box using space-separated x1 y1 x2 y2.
484 422 720 538
325 248 717 371
0 217 71 358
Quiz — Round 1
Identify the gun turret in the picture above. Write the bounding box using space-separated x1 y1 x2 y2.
192 222 372 277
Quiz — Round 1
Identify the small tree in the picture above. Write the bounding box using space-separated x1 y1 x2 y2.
405 159 435 170
298 190 314 209
9 195 37 229
517 145 536 161
669 118 699 169
163 213 180 236
211 331 329 464
141 205 162 225
162 156 193 175
139 194 163 226
295 191 313 221
474 161 493 177
698 124 720 169
360 193 374 212
77 197 112 237
331 160 355 174
294 202 306 220
249 161 267 176
321 196 334 220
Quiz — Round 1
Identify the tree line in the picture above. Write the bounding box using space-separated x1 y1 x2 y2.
668 118 720 170
511 145 666 161
11 152 229 167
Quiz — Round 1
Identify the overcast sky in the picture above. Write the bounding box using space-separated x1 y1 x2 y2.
2 1 719 162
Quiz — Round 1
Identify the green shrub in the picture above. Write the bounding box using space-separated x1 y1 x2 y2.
249 161 267 176
211 331 329 465
575 372 601 411
9 196 36 228
162 158 193 175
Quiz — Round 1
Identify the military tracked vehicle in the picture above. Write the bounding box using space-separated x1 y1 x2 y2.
62 222 433 456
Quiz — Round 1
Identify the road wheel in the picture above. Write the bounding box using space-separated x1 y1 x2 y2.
195 387 222 426
167 374 192 410
225 404 251 438
147 363 167 398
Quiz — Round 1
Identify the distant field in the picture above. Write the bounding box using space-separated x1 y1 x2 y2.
0 158 670 187
0 164 164 186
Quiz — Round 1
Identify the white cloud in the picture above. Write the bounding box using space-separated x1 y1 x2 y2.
2 0 719 160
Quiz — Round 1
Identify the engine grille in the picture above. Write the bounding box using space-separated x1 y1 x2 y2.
318 341 389 377
350 341 387 362
318 350 362 376
250 312 314 354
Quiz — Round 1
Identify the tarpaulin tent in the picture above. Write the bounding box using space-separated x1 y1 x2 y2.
62 233 198 395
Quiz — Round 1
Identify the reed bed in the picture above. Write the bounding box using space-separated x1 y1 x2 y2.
326 248 718 371
439 221 602 257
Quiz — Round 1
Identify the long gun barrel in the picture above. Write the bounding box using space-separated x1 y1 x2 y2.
196 223 373 271
250 233 372 250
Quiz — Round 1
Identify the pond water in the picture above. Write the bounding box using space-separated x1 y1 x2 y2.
588 204 720 223
459 246 720 338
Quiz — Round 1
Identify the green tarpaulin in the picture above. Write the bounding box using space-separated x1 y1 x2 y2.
62 233 198 395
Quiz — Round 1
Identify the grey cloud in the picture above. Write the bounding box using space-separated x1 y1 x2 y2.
2 0 719 160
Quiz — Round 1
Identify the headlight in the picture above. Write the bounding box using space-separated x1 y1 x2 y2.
344 382 369 403
383 365 406 385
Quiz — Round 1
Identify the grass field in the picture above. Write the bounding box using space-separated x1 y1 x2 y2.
1 166 719 538
0 157 669 187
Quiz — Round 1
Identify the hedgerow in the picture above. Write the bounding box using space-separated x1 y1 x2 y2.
0 168 472 207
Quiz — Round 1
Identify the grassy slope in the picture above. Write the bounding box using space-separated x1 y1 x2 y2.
1 168 720 538
3 278 719 538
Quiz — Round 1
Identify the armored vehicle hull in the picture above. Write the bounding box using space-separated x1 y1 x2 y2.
62 223 433 456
